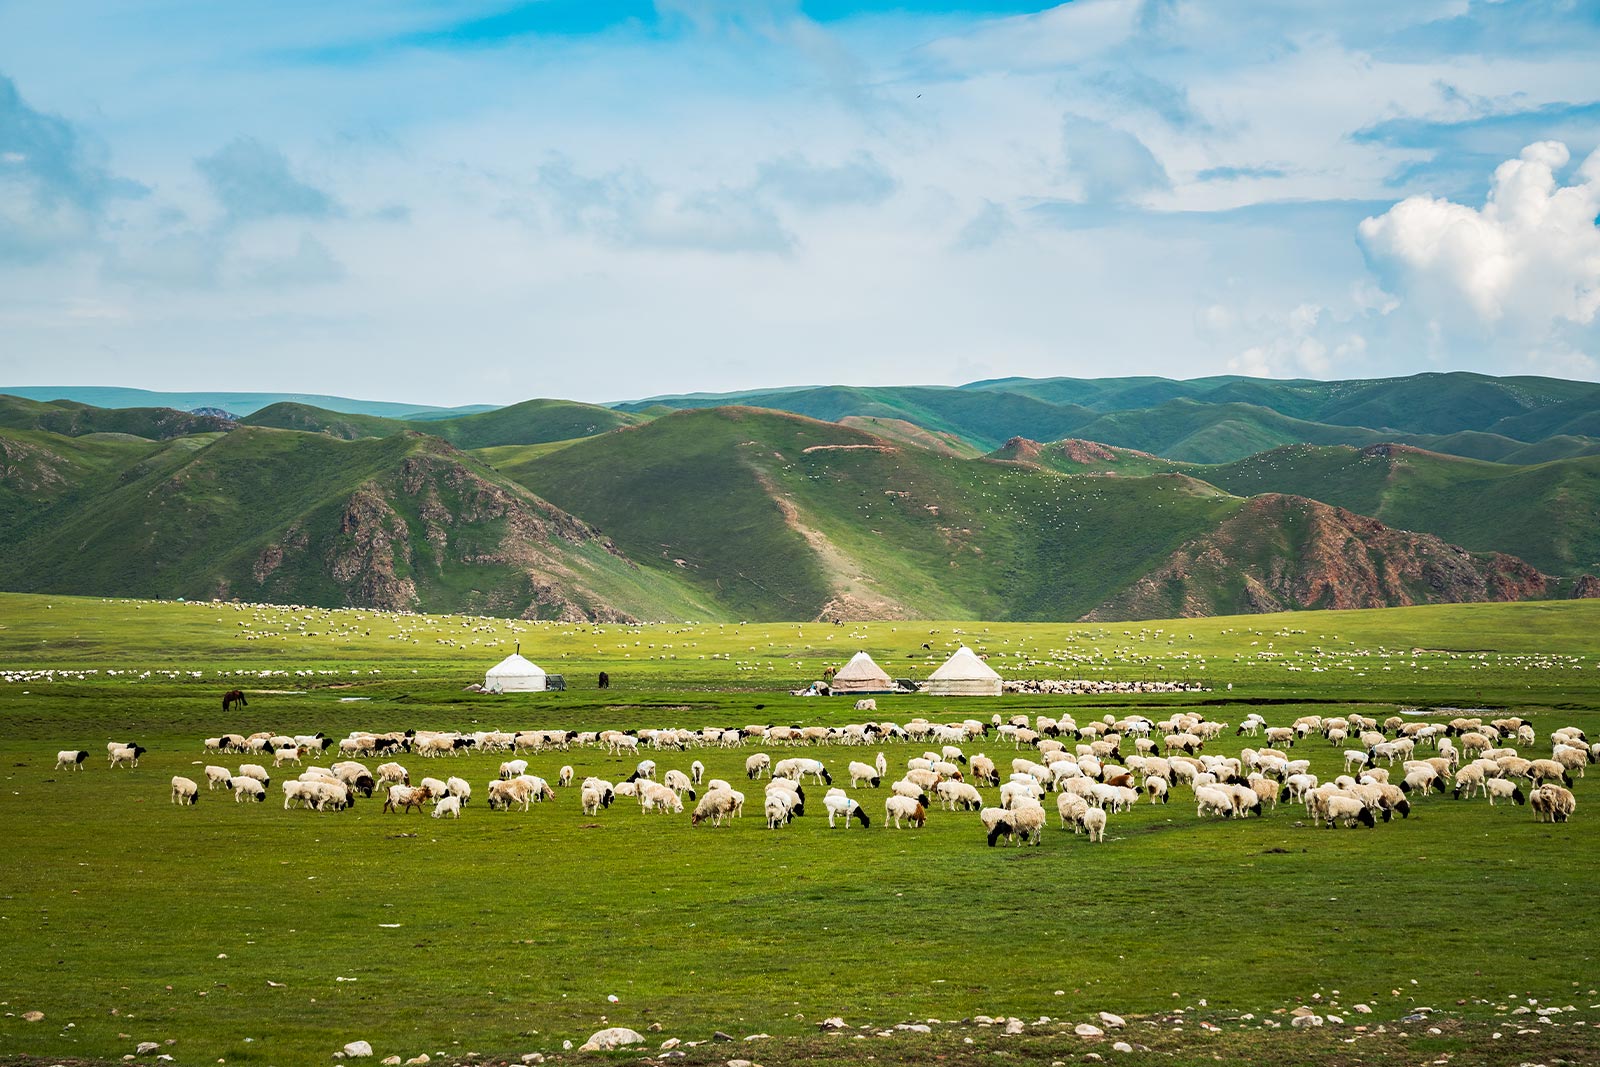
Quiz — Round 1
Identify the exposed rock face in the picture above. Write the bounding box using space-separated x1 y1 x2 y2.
1085 494 1550 620
0 437 72 494
1570 574 1600 599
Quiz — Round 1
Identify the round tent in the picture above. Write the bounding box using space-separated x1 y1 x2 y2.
485 652 547 693
924 645 1002 696
830 650 893 694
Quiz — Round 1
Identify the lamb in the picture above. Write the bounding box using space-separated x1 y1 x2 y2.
232 776 266 802
849 761 882 788
691 788 738 827
824 790 871 828
433 795 462 819
55 750 89 771
986 800 1045 846
1531 784 1577 823
170 776 200 805
875 751 888 778
936 780 984 811
884 794 927 828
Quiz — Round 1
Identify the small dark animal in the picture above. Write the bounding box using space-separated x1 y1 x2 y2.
222 689 248 712
598 671 610 689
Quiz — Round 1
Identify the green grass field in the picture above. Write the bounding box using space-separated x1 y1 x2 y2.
1 594 1597 1066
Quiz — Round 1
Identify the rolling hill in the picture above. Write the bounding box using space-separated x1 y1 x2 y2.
242 397 643 448
1 386 494 420
0 395 234 439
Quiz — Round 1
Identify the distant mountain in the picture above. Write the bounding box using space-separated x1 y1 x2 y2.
241 397 643 448
2 386 496 420
0 395 233 439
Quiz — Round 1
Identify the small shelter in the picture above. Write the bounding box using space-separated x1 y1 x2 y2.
924 645 1002 696
829 650 894 694
485 648 547 693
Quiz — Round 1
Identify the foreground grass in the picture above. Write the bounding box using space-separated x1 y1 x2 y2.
0 594 1596 1065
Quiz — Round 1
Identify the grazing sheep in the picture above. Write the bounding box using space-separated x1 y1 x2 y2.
692 788 738 827
581 778 615 815
1057 791 1089 829
1195 785 1237 820
55 749 89 771
170 776 200 805
204 765 233 790
446 777 472 804
432 795 462 818
1321 794 1378 829
1484 778 1526 806
1145 775 1170 804
1527 759 1574 789
936 779 984 811
1080 806 1108 843
1531 784 1577 823
969 753 999 786
662 769 696 799
237 764 270 787
108 743 146 769
376 762 409 788
765 789 798 828
384 784 429 814
282 780 314 810
745 753 771 780
855 699 877 712
884 794 927 828
558 765 575 787
499 759 529 780
773 757 832 785
640 781 684 814
987 800 1045 846
824 791 871 828
232 777 266 803
271 745 301 768
849 761 882 788
690 759 705 785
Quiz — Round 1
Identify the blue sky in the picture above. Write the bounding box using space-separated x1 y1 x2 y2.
2 0 1599 404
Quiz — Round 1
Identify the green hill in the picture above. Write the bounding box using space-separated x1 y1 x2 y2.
0 394 234 439
243 397 642 448
1 386 495 419
0 426 708 621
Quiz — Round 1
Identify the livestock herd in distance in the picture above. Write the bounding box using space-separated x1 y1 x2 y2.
59 703 1590 845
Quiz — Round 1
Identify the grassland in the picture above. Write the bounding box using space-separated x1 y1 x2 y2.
0 593 1597 1066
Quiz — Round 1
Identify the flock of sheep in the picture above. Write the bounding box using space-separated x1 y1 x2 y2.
60 706 1588 846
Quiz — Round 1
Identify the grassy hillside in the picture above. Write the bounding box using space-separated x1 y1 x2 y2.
0 426 710 621
2 385 495 419
243 397 643 448
0 394 234 439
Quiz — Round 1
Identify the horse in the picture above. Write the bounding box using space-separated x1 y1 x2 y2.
222 689 248 712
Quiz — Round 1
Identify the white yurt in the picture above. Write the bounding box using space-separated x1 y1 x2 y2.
923 645 1002 696
485 649 547 693
830 650 893 694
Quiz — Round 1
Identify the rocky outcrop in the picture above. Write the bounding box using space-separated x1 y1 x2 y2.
1086 494 1550 620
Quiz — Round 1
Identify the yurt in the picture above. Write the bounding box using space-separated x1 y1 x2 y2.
485 650 547 693
923 645 1002 696
830 650 893 694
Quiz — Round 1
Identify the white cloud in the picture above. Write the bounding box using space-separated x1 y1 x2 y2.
1358 141 1600 331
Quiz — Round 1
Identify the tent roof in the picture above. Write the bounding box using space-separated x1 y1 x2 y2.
832 650 891 682
927 645 1001 681
486 652 546 677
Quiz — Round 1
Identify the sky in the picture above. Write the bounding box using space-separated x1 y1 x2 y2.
1 0 1599 406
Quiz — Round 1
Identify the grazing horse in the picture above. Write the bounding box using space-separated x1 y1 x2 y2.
597 671 610 690
222 689 248 712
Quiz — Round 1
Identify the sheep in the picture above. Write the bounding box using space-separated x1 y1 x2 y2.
690 759 705 785
304 779 353 811
1280 773 1319 804
824 790 871 828
1321 794 1377 829
376 762 409 788
1526 759 1574 789
499 759 529 780
1080 806 1107 843
692 788 738 827
55 750 89 771
884 794 927 828
854 698 877 712
1484 778 1526 806
969 753 999 786
581 779 615 815
1057 791 1089 829
1531 785 1577 823
558 765 575 787
203 765 233 790
640 781 684 814
765 789 798 828
774 757 832 785
1400 765 1443 795
1194 785 1237 819
1552 744 1589 778
1145 775 1169 804
384 784 429 814
633 759 657 781
237 763 270 787
433 795 462 819
446 777 472 805
848 761 882 788
662 769 696 799
419 776 450 802
745 753 771 780
488 778 533 811
1342 749 1371 773
987 800 1045 846
282 780 314 810
108 743 146 769
232 776 266 803
331 762 375 797
999 779 1044 809
272 745 301 768
1451 764 1489 799
935 779 984 811
170 776 200 805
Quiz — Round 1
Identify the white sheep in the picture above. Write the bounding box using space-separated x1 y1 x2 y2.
824 791 871 828
54 750 89 771
692 788 738 827
204 765 233 790
986 800 1045 846
499 759 529 780
690 759 705 785
170 776 200 806
745 753 771 780
447 777 472 804
884 794 927 828
1081 806 1107 843
849 761 882 788
558 765 575 787
433 794 462 818
233 777 266 803
936 780 983 811
376 762 409 787
237 763 271 786
108 743 147 769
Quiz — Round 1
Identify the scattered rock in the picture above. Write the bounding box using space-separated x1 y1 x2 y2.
344 1041 374 1058
660 1052 686 1060
1290 1015 1323 1029
742 1033 770 1041
713 1031 735 1042
137 1042 161 1054
381 1057 402 1065
973 1015 995 1025
1326 1015 1344 1025
725 1060 752 1067
405 1056 430 1066
561 1040 573 1051
1099 1012 1126 1028
648 1022 664 1032
660 1038 681 1050
819 1018 847 1031
579 1027 644 1051
1075 1024 1104 1037
1004 1018 1025 1035
1112 1041 1133 1053
894 1024 931 1034
1353 1004 1372 1014
21 1011 44 1022
520 1054 544 1064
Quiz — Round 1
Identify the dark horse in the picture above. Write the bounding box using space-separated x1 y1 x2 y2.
222 689 248 712
597 671 610 690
